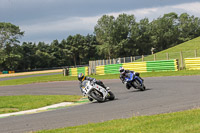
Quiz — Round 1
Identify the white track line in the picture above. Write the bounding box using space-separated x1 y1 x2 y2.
0 102 73 118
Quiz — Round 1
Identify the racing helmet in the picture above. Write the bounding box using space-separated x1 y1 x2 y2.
78 73 85 82
119 67 125 74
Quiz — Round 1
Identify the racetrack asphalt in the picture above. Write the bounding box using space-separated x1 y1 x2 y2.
0 75 200 133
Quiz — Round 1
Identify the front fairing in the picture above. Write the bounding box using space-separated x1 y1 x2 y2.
81 80 108 100
81 80 92 95
93 84 108 99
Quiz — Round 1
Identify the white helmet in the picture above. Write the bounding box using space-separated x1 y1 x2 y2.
119 67 125 74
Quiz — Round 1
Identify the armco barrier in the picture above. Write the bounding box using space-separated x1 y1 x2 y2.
69 67 88 76
185 57 200 70
95 59 178 75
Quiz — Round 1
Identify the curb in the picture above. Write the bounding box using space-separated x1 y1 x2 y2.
0 97 89 118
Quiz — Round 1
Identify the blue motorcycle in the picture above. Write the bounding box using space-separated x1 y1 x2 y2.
124 72 146 91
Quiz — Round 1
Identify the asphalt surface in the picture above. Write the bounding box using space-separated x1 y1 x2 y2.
0 76 200 133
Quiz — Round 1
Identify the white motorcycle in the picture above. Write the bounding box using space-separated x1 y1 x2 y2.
80 80 115 102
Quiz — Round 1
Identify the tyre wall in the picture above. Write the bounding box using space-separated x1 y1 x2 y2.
69 67 88 76
185 57 200 70
95 59 178 75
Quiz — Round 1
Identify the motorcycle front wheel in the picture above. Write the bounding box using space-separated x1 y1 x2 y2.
107 91 115 100
134 79 145 91
90 90 104 102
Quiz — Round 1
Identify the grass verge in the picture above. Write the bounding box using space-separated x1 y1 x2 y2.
1 70 200 86
0 95 82 114
140 36 200 61
36 108 200 133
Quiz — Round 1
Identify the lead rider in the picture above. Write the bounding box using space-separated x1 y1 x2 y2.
78 73 110 101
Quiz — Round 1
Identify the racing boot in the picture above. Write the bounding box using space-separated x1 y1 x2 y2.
140 77 144 82
136 72 144 82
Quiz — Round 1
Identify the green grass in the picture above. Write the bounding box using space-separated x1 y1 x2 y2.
140 69 200 77
0 72 61 78
0 74 77 86
36 108 200 133
142 36 200 61
1 70 200 86
0 95 82 114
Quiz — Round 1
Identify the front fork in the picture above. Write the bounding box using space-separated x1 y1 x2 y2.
135 76 143 85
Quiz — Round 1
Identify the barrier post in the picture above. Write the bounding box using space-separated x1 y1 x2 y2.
180 51 183 69
154 54 156 61
166 53 169 60
118 58 121 63
195 49 197 57
133 57 135 61
63 68 66 76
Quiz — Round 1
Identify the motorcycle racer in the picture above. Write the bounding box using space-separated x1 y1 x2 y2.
78 73 110 101
119 67 143 89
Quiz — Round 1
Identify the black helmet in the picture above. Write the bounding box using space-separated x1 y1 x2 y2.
78 73 85 82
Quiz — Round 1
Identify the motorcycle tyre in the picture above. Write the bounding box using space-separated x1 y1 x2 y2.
107 91 115 100
135 79 145 91
90 90 104 102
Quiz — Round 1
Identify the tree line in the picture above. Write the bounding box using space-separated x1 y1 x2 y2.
1 12 200 71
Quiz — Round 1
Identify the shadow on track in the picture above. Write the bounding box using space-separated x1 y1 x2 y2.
130 88 152 92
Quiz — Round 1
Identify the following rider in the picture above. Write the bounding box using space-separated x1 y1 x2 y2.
119 67 143 89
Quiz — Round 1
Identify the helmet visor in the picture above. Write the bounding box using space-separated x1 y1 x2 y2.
120 69 124 73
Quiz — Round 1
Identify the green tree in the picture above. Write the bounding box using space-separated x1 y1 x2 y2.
0 43 22 71
150 12 179 52
85 34 99 61
178 13 200 42
0 22 24 71
133 18 152 55
35 42 53 68
65 34 85 66
0 22 24 49
94 15 116 59
18 42 37 70
115 14 137 57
